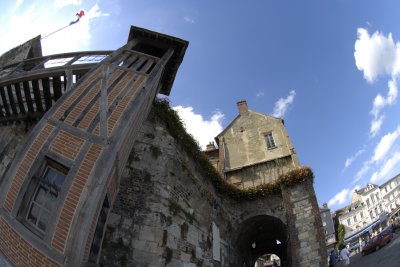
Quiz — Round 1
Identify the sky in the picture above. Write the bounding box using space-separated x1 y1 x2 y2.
1 0 400 211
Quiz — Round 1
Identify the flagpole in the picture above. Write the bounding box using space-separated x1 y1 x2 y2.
41 10 84 40
41 24 71 40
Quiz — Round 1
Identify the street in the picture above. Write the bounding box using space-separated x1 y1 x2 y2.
349 231 400 267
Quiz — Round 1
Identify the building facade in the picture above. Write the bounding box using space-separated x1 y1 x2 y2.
320 203 336 250
337 174 400 244
206 100 300 189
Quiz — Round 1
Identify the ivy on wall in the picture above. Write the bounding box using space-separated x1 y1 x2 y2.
151 98 314 201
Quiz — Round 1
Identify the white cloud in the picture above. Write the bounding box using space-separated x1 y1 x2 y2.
272 90 296 118
354 28 400 137
354 162 370 183
354 28 398 83
370 152 400 183
14 0 24 10
184 16 195 24
370 115 384 137
372 126 400 162
54 0 82 9
344 148 365 169
41 3 109 55
328 188 352 207
256 91 265 98
173 106 224 150
0 3 109 57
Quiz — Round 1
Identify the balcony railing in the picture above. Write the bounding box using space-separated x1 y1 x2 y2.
0 51 112 124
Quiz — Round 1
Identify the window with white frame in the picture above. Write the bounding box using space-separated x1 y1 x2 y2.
18 160 68 238
265 132 276 149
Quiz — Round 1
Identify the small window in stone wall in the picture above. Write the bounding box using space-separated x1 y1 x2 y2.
265 132 276 149
17 159 68 239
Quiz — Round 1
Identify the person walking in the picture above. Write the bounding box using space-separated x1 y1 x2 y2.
340 244 350 267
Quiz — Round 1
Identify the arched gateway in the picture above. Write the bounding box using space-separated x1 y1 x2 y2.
235 215 287 267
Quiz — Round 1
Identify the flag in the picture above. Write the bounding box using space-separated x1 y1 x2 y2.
69 10 85 26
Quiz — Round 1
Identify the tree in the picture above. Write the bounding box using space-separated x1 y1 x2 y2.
337 224 345 248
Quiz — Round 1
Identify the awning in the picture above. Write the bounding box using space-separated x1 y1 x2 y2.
344 219 381 243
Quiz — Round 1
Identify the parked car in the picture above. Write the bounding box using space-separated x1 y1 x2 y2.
361 227 393 256
349 242 360 253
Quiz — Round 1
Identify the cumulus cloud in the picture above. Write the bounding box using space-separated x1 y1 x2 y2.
370 152 400 183
354 28 399 136
354 28 398 83
184 16 195 24
344 148 365 169
272 90 296 118
173 105 224 150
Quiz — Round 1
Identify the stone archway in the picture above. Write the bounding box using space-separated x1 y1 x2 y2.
235 215 289 267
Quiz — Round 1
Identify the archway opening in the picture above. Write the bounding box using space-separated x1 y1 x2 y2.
235 215 288 267
255 254 281 267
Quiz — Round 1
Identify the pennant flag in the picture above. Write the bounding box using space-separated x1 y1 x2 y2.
69 10 85 25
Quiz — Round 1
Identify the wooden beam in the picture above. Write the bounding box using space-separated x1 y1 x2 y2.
6 84 18 115
31 79 43 112
23 81 35 113
0 86 11 116
41 77 52 111
53 76 62 101
14 82 26 114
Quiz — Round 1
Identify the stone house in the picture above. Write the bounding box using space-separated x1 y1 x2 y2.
206 100 299 189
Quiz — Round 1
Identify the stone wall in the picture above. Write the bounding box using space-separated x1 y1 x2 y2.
100 111 327 267
0 123 31 183
101 119 234 266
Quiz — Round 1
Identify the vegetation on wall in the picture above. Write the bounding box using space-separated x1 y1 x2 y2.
151 98 314 201
337 224 345 248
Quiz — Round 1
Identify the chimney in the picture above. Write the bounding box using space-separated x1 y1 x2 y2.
322 203 328 209
237 100 248 115
206 141 216 151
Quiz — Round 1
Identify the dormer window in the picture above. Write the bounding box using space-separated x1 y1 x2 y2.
265 132 276 149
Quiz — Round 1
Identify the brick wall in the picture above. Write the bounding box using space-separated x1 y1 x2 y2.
0 218 59 267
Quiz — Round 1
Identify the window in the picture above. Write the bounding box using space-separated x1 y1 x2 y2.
366 199 370 207
360 211 364 218
347 218 351 225
353 215 357 222
18 160 68 238
265 132 276 149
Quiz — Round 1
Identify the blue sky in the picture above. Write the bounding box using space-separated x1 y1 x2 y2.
1 0 400 211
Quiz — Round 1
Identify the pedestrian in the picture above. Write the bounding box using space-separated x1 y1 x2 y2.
340 244 350 267
329 250 338 267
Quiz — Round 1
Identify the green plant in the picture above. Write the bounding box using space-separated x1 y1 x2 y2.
337 224 345 248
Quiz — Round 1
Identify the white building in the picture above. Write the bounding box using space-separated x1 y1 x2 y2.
337 173 400 243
